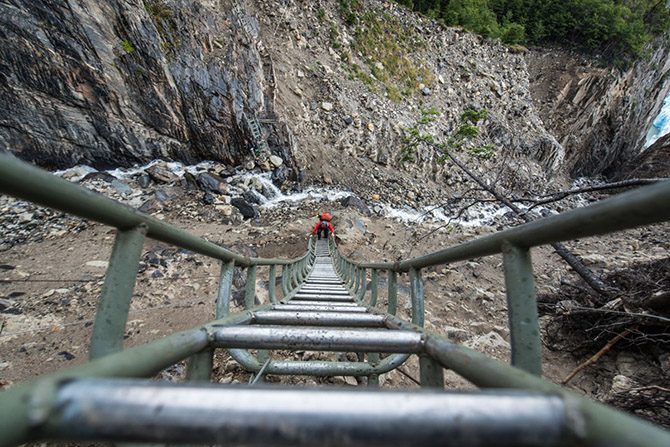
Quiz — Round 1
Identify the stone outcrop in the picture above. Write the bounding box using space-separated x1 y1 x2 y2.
526 36 670 178
0 0 294 173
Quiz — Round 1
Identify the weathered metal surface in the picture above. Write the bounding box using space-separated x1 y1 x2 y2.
0 328 209 447
369 268 379 307
43 379 573 447
216 260 235 318
89 225 147 360
186 349 213 382
419 355 444 388
244 265 257 309
502 242 542 376
252 311 386 327
409 268 424 327
424 335 670 447
387 270 398 315
268 265 277 303
213 326 423 352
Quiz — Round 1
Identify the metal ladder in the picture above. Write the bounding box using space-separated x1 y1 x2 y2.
2 153 670 447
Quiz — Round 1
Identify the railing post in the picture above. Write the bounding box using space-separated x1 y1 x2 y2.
370 269 379 306
502 242 542 376
89 224 147 360
281 264 290 297
419 355 444 388
367 352 380 387
186 349 213 382
356 267 367 302
353 266 361 293
216 260 235 318
387 270 397 316
409 268 425 327
244 265 257 308
268 264 277 303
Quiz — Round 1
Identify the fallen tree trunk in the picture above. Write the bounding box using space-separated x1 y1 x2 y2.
442 149 615 297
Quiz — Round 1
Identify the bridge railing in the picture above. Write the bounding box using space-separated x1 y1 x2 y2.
331 179 670 376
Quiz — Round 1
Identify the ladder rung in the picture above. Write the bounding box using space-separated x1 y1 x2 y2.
253 311 386 327
212 326 423 352
293 295 353 301
286 300 359 306
273 304 368 312
51 379 571 447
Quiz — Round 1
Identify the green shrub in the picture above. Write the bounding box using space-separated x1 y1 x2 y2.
393 0 670 60
120 39 135 54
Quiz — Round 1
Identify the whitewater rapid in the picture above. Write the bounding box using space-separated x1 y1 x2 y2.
54 160 566 228
646 92 670 148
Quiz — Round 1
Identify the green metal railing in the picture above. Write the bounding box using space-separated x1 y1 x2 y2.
1 151 670 446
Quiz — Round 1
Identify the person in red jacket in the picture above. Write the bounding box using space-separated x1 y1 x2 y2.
311 213 335 240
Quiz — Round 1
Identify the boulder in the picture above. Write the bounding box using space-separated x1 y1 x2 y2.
110 179 132 196
196 172 227 194
231 198 258 219
272 166 290 186
146 164 178 183
202 193 216 205
137 173 152 188
269 155 283 167
81 172 117 183
339 195 371 216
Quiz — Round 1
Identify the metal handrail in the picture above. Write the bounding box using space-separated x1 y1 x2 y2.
331 180 670 375
2 154 670 447
0 152 302 267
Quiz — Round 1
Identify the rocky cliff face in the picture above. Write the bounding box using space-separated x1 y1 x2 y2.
526 37 670 178
0 0 294 173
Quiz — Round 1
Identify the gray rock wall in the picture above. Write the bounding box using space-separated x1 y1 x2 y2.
527 36 670 178
0 0 280 169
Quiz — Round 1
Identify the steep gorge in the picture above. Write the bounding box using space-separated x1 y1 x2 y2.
1 0 669 185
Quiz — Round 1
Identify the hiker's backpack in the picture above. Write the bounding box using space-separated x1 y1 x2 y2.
321 212 332 221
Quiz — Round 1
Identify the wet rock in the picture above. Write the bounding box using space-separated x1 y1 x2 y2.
339 195 371 216
272 166 290 186
196 172 228 194
82 172 117 183
146 164 178 184
231 198 258 219
202 193 216 205
137 173 152 188
243 190 262 205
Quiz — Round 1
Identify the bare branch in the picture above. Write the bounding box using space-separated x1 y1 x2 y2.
562 326 636 385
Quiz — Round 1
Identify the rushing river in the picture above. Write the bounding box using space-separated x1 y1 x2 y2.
55 160 574 227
